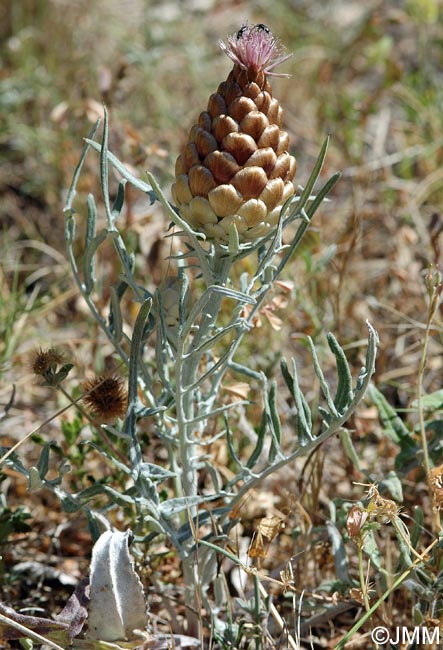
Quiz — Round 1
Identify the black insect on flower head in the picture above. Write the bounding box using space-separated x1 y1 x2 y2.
220 22 292 77
255 23 270 34
236 24 248 39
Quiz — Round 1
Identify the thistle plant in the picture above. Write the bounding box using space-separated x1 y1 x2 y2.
1 23 378 643
172 23 296 243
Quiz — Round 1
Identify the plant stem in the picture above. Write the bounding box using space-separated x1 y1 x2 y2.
57 385 128 465
0 614 65 650
335 537 438 650
175 253 233 634
175 254 233 502
417 270 442 534
357 542 371 612
253 572 263 650
258 582 299 650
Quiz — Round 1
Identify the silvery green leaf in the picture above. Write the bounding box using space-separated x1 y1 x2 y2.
412 604 425 625
86 530 148 641
138 463 176 483
246 410 266 469
327 332 353 411
53 363 75 384
64 117 101 214
58 491 82 513
85 138 156 201
362 529 382 571
339 429 361 471
412 388 443 411
206 284 255 304
326 521 350 583
160 495 219 518
368 384 411 443
28 466 44 490
111 179 127 218
83 229 109 294
36 441 54 478
379 471 403 502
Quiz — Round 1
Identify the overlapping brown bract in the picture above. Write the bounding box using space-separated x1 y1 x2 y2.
172 25 296 243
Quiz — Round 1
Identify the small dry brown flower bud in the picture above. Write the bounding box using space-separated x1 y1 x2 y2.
172 23 296 244
30 347 73 387
82 375 128 422
346 505 369 538
30 347 66 377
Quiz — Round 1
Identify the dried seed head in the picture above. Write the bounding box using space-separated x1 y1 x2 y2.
366 483 401 523
30 347 66 377
30 347 73 386
248 514 285 563
82 375 127 422
429 464 443 509
171 23 296 245
346 505 369 538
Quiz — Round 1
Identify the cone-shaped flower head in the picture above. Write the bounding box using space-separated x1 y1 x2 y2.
172 23 296 244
